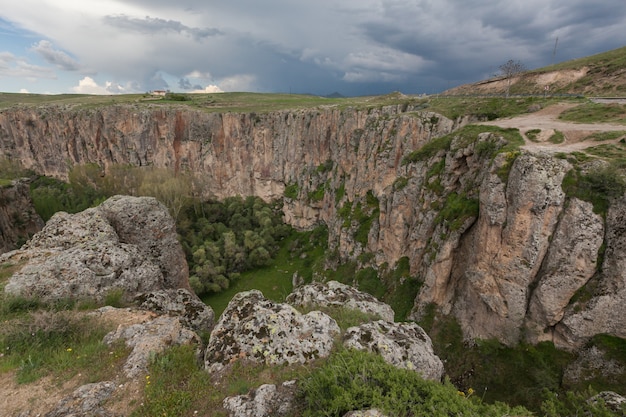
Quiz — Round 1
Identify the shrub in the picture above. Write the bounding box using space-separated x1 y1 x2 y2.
562 164 626 215
297 348 530 417
284 182 299 199
435 192 479 231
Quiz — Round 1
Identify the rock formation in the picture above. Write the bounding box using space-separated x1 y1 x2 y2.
103 312 201 378
1 103 624 350
343 320 444 381
0 179 43 254
135 288 215 334
286 280 395 322
223 380 298 417
204 290 340 374
1 195 189 303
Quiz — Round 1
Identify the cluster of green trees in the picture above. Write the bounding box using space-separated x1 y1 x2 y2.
178 196 291 295
24 163 291 295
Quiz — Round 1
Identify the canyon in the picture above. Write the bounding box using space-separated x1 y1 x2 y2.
1 100 624 351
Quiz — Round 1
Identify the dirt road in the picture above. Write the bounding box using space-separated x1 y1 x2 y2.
477 102 626 153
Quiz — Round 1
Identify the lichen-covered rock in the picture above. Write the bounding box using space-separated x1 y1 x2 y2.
135 288 215 334
2 195 189 303
223 380 297 417
286 280 395 322
563 345 626 387
343 320 444 381
588 391 626 413
204 290 340 374
103 314 201 378
44 381 118 417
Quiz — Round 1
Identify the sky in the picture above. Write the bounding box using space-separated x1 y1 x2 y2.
0 0 625 97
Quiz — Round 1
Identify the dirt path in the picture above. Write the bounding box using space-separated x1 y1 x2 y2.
477 102 626 153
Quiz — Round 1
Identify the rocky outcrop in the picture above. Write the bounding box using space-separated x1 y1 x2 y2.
204 290 340 374
1 102 624 350
286 280 395 322
1 195 189 303
343 320 444 381
103 313 201 378
135 288 215 334
0 179 43 254
223 380 297 417
44 381 118 417
554 195 626 347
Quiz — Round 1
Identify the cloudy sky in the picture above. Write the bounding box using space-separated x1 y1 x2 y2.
0 0 625 96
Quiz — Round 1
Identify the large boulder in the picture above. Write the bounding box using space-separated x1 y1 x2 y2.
2 195 189 303
286 280 395 322
204 290 340 374
343 320 444 381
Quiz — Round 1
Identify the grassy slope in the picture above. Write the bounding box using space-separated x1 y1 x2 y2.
445 45 626 96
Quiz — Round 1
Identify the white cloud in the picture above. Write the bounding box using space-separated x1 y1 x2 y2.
191 85 224 93
71 76 128 95
0 51 56 79
19 88 30 93
218 74 256 92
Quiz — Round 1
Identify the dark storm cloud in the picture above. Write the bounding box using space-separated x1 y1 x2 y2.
103 15 222 41
31 40 81 71
1 0 625 95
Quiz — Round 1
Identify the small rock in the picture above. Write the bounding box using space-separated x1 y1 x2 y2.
223 380 297 417
44 381 118 417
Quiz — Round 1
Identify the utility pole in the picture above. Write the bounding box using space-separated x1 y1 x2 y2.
551 37 559 66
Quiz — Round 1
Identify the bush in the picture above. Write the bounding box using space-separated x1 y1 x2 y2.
297 348 529 417
562 164 626 215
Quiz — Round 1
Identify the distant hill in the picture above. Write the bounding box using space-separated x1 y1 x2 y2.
444 46 626 97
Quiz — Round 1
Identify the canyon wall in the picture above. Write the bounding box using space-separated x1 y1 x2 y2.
0 179 43 253
0 103 623 350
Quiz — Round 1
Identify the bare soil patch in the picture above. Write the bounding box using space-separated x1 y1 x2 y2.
477 102 626 153
0 308 152 416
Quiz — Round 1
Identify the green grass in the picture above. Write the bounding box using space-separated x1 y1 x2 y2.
539 46 626 74
426 96 573 121
584 131 626 142
526 129 542 142
202 225 329 317
548 130 565 144
0 91 428 114
559 102 626 124
403 125 523 165
562 159 626 216
0 309 126 383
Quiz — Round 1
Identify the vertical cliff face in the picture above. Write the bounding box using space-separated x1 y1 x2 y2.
0 103 624 350
0 179 44 253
